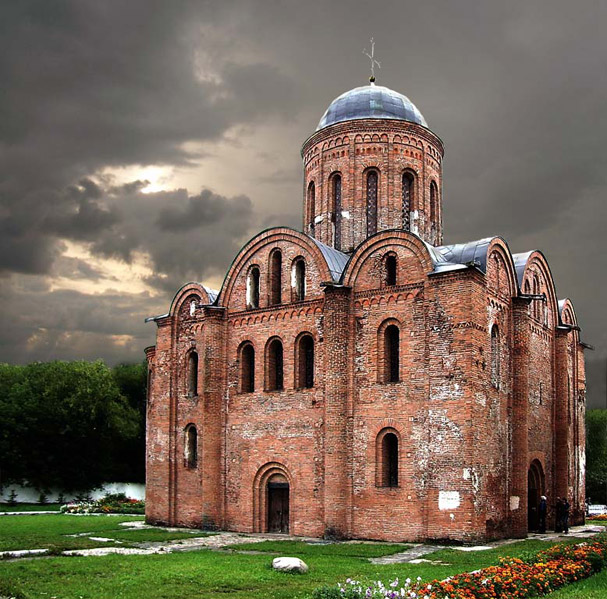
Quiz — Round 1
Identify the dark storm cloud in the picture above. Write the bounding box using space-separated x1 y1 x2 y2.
83 181 255 291
0 277 160 364
0 0 300 276
157 189 251 232
0 0 605 385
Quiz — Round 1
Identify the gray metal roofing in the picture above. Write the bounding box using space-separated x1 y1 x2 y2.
512 251 534 286
317 84 427 131
310 237 350 282
435 238 495 272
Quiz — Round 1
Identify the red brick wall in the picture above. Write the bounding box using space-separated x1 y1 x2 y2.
144 124 585 542
302 120 444 250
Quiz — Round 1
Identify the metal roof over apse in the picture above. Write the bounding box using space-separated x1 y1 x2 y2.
512 251 534 286
317 85 428 131
310 237 350 282
436 238 495 273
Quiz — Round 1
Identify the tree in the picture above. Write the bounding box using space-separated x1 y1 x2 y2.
111 362 147 483
586 409 607 504
0 361 141 492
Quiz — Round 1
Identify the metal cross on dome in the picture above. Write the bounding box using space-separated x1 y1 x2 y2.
363 37 381 83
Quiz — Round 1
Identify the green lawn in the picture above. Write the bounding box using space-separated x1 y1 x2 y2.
0 515 605 599
0 514 210 552
0 503 61 512
545 568 607 597
229 539 411 558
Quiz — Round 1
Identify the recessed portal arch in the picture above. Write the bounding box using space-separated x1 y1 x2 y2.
253 462 292 533
528 459 545 532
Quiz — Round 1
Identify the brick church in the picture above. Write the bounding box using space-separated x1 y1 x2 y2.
145 80 586 542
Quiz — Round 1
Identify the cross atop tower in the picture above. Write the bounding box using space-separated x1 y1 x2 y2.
363 38 381 83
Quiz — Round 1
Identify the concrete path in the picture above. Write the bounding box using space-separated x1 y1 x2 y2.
369 523 606 564
1 519 604 562
370 544 446 565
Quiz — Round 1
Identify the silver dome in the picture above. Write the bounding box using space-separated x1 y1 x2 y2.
317 84 427 131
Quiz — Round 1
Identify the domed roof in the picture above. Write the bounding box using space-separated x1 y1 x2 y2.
317 84 427 131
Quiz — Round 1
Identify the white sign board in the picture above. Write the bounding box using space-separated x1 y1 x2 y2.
438 490 460 511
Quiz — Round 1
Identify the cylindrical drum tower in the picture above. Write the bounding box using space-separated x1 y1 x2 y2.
301 83 444 251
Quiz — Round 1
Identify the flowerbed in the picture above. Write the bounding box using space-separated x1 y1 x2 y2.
589 514 607 521
61 493 144 514
312 536 607 599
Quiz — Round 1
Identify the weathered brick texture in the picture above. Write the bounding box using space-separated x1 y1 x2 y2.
145 85 585 542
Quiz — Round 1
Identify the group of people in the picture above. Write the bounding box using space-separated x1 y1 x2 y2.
537 495 570 534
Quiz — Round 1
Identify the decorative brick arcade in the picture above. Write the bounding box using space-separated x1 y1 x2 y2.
145 82 586 542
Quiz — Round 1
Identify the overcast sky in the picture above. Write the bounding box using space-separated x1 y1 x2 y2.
1 1 606 404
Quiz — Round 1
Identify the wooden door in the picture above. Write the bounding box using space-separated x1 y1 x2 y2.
267 483 289 533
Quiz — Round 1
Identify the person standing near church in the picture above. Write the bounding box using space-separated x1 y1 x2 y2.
538 495 547 533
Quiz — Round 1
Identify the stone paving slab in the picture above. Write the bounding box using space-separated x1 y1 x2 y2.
370 544 446 565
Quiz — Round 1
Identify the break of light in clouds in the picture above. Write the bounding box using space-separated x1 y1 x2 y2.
0 0 606 405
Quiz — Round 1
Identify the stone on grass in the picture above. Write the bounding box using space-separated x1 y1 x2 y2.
272 556 309 573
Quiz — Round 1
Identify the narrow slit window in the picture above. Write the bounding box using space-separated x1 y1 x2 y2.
430 181 438 224
247 267 260 309
366 170 378 236
402 172 414 230
185 425 198 468
240 343 255 393
269 251 282 305
267 339 284 391
187 351 198 397
333 174 342 249
307 182 315 234
293 259 306 302
385 254 397 286
297 335 314 389
378 431 399 487
491 325 500 389
384 325 400 383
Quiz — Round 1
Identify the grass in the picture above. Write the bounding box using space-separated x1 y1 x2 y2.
544 568 607 597
0 515 604 599
0 518 594 599
229 539 411 558
586 519 607 526
0 503 61 512
0 514 210 552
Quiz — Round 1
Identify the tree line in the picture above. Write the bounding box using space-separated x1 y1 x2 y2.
587 409 607 504
0 360 146 493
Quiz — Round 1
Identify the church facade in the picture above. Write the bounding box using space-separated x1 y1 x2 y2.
145 82 586 542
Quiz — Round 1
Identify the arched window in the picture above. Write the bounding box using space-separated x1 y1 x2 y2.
532 275 539 319
293 258 306 302
247 266 260 309
377 429 399 487
266 338 284 391
384 324 400 383
185 424 198 468
491 325 500 389
296 334 314 389
430 180 438 224
402 171 414 230
240 343 255 393
269 250 282 305
332 174 342 249
307 181 315 234
187 351 198 397
385 254 397 286
366 170 378 236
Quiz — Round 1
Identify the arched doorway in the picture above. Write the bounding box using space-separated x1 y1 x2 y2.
267 473 289 533
528 460 545 532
